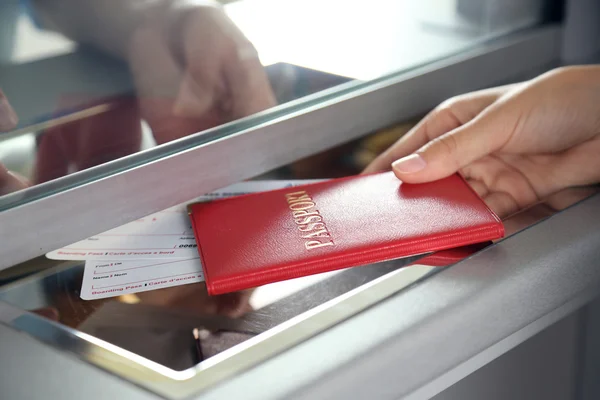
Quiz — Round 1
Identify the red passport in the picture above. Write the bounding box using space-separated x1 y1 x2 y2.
189 172 504 295
411 243 490 267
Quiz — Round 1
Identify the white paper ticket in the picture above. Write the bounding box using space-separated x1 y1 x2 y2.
80 258 204 300
47 180 322 261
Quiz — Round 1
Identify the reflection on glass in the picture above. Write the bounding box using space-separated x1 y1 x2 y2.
0 0 545 204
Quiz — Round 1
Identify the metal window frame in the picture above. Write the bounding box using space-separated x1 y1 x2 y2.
0 25 562 270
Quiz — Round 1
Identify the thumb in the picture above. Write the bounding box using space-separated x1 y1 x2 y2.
391 104 515 183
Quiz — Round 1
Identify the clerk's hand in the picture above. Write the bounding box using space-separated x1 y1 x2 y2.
364 66 600 217
128 3 275 144
0 88 30 195
0 88 17 132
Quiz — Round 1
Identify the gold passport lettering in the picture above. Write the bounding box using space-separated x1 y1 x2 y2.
292 209 320 219
285 190 334 250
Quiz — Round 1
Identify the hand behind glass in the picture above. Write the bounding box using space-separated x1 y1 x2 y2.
0 88 30 195
128 4 276 144
365 66 600 217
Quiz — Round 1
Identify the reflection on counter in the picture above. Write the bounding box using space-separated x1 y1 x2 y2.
2 253 425 371
2 182 597 372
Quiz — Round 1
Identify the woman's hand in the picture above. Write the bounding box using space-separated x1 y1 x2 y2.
365 66 600 217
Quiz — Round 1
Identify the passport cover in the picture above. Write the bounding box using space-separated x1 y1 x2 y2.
189 172 504 295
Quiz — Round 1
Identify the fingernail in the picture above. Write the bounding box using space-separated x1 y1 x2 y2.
392 154 427 174
0 95 18 130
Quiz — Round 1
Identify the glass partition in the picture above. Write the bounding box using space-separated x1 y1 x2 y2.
0 0 551 210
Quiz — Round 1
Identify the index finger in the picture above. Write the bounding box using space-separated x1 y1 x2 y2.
363 88 506 174
362 115 433 174
222 44 276 119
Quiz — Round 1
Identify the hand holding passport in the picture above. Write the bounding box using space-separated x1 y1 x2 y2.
189 172 504 295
